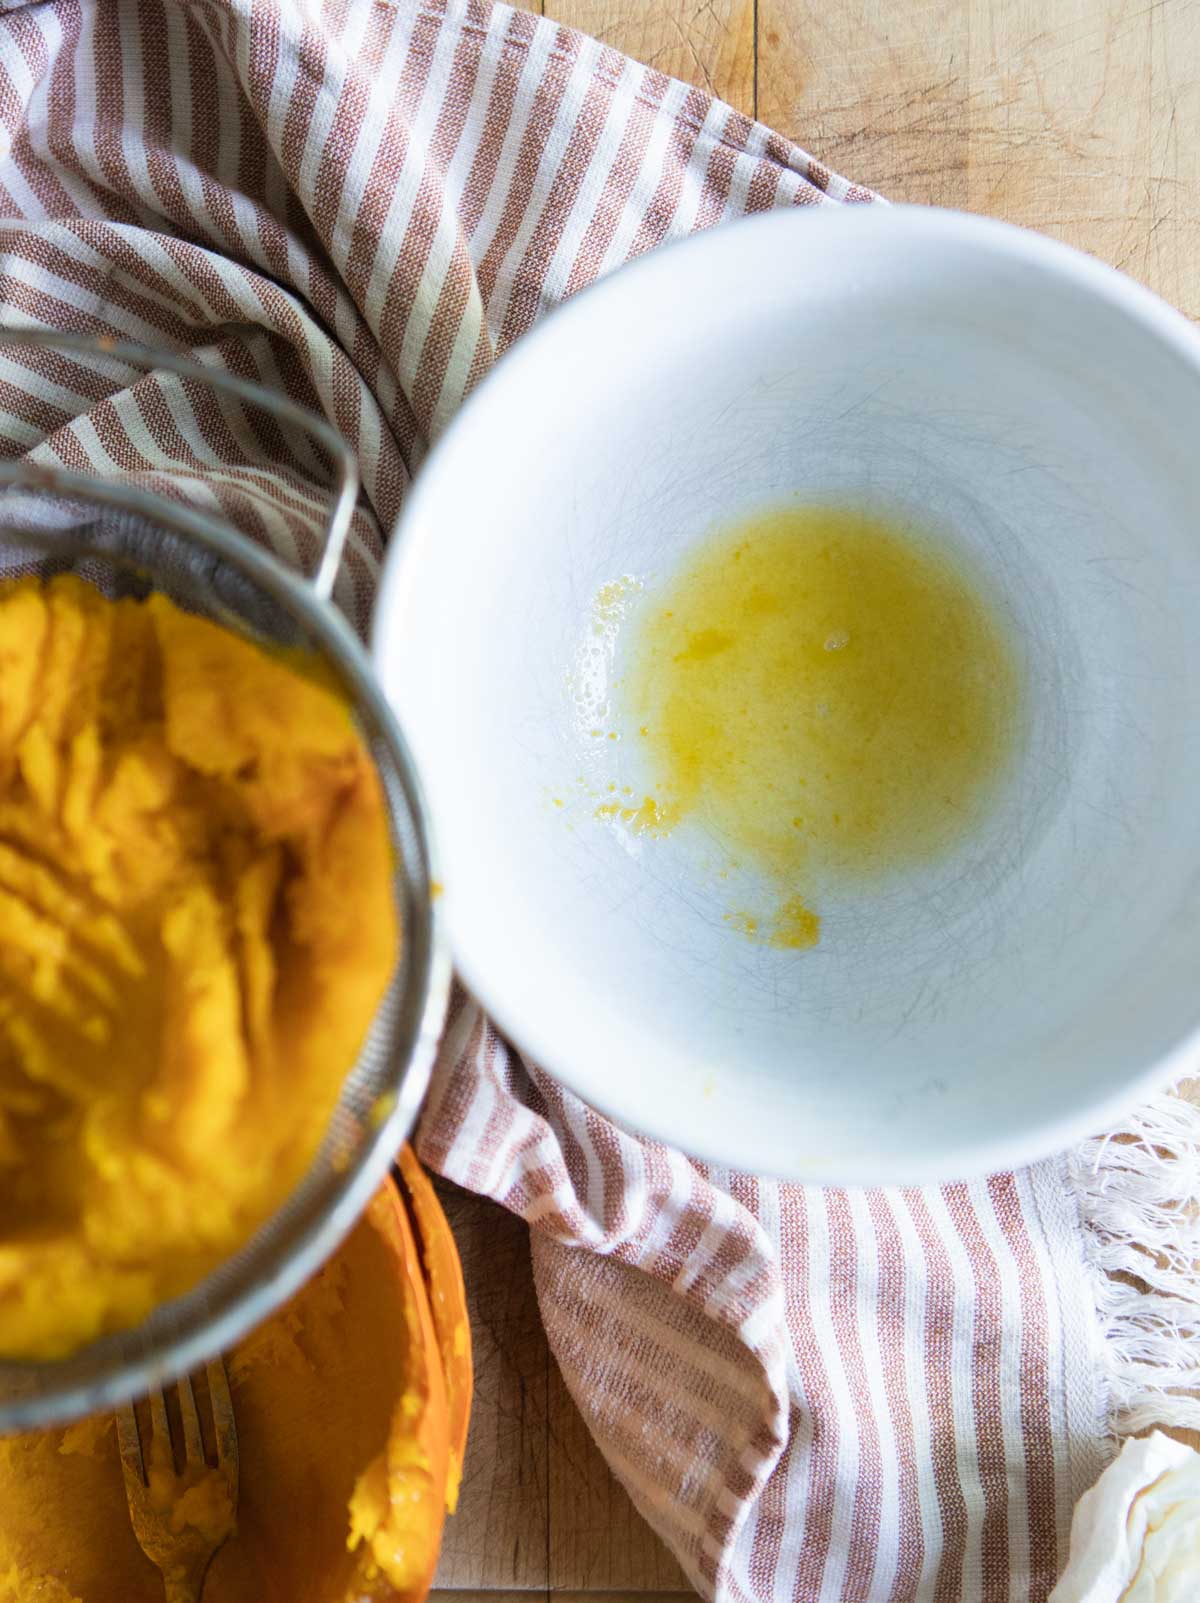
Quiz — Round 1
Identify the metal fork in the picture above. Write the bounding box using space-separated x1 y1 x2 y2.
116 1360 239 1603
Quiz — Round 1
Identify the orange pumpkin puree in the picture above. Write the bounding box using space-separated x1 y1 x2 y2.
0 1186 445 1603
0 575 397 1361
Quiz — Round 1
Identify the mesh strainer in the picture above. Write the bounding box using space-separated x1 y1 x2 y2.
0 328 450 1434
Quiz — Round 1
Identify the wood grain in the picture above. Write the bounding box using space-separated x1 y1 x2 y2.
548 1363 691 1591
759 0 967 200
432 1595 691 1603
442 0 1200 1587
547 0 755 110
430 1181 692 1593
758 0 1200 316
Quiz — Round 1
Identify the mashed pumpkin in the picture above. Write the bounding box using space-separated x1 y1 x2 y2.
0 575 398 1360
0 1184 447 1603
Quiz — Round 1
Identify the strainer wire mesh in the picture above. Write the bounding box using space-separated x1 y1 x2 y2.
0 330 448 1434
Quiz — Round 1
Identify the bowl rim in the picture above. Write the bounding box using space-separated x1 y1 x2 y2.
373 202 1200 1184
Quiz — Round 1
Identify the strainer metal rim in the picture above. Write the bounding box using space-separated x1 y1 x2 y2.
0 334 451 1433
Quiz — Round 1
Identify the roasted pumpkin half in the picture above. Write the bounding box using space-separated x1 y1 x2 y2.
0 1153 472 1603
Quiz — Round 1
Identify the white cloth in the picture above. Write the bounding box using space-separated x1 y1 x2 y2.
1050 1431 1200 1602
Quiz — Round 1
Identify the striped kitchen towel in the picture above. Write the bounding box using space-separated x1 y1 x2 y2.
0 2 1195 1600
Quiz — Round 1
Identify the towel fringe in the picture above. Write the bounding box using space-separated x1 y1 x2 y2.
1068 1088 1200 1436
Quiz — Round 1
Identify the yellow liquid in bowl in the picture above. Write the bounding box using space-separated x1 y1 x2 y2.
622 505 1021 945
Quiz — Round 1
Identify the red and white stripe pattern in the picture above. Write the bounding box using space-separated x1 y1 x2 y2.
0 3 1193 1600
421 999 1120 1601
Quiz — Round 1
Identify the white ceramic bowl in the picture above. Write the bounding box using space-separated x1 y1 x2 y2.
374 204 1200 1184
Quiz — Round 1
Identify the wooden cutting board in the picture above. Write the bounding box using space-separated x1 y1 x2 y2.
432 2 1199 1595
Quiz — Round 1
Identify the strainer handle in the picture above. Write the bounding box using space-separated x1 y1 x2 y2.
0 326 358 605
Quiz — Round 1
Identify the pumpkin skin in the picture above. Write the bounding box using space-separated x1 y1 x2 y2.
345 1175 449 1603
397 1147 473 1515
